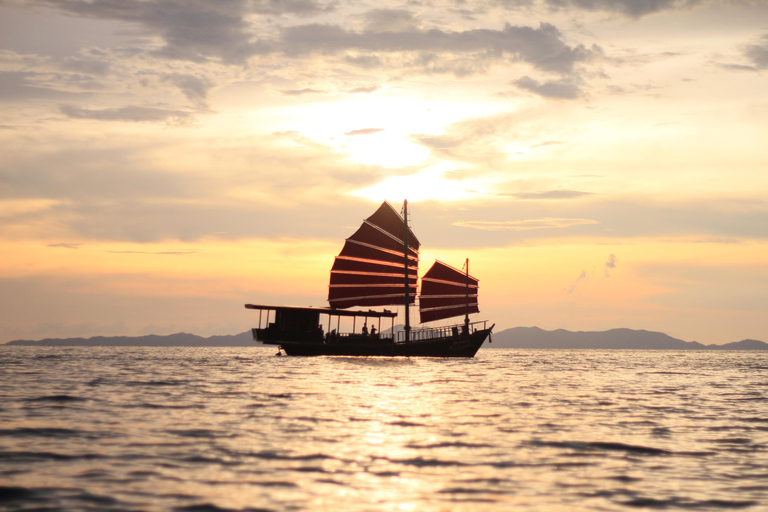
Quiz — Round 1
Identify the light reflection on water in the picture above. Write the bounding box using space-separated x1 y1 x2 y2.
0 347 767 511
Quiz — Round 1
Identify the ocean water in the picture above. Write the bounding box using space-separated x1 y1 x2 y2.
1 347 767 512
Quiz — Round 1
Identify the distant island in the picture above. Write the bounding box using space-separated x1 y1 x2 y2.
5 332 254 347
5 327 767 350
489 327 767 350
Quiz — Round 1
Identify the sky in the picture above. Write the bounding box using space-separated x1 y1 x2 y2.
1 0 767 345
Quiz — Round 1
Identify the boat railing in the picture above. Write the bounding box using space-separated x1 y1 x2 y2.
395 320 488 343
327 331 395 343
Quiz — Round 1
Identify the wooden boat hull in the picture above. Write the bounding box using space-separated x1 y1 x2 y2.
275 328 491 357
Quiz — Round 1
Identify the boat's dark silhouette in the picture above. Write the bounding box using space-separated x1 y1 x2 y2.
245 200 493 357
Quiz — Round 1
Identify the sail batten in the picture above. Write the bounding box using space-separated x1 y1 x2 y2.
328 201 419 309
419 260 480 323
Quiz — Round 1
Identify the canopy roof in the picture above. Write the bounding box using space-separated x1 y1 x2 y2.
245 304 397 318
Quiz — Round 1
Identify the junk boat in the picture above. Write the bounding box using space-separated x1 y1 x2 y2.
245 200 493 357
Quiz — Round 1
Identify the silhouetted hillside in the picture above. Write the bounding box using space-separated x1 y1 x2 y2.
488 327 767 350
6 331 254 346
5 327 766 349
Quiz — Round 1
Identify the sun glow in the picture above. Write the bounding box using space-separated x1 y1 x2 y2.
350 163 488 202
258 95 501 167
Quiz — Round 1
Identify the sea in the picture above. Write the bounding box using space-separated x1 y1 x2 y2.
1 346 767 512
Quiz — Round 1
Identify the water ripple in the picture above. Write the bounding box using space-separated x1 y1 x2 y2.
1 346 767 511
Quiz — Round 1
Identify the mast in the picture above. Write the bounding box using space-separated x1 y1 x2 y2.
403 200 410 343
464 258 470 330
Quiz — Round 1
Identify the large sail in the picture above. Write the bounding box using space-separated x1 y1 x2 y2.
328 201 420 309
419 260 479 323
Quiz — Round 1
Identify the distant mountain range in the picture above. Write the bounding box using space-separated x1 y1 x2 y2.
5 327 767 349
489 327 767 350
5 332 254 347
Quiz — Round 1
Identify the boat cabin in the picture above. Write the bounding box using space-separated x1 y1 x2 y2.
245 304 397 345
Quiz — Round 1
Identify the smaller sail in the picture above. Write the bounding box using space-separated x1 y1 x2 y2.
419 260 479 323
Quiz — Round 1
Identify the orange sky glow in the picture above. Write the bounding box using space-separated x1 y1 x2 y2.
1 0 767 344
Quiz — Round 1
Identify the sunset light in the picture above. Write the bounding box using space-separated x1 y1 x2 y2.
1 0 767 346
3 3 768 511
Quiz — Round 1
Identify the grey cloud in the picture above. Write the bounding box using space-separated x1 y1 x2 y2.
744 34 768 70
344 55 383 69
164 74 214 105
563 0 698 18
250 0 335 16
605 253 617 276
28 2 595 77
0 71 89 102
281 22 596 75
364 9 418 33
60 104 195 123
718 63 760 72
716 34 768 73
47 243 82 249
514 75 584 99
39 0 261 64
35 0 334 65
494 0 697 18
61 55 111 75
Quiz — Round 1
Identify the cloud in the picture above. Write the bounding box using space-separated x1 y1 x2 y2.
47 243 82 249
344 54 384 69
531 140 565 148
61 55 111 75
346 85 381 94
744 34 768 70
513 75 585 99
565 268 588 293
509 190 592 199
364 9 418 33
59 104 196 123
718 34 768 72
281 88 326 96
0 129 392 243
345 128 385 136
164 73 214 106
412 108 560 165
106 250 197 255
454 218 600 231
21 2 598 85
279 22 596 75
37 0 263 65
0 71 89 102
250 0 334 16
494 0 699 18
605 253 617 276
